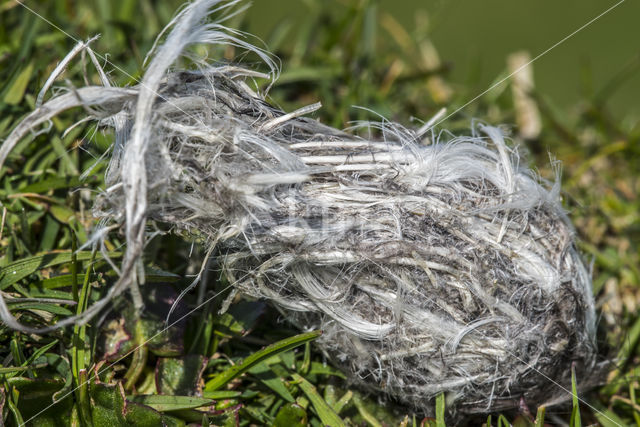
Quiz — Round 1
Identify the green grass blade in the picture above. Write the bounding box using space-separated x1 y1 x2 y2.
204 330 321 392
21 338 58 368
630 384 640 427
277 66 342 85
201 390 241 400
18 176 86 194
299 342 311 375
352 392 382 427
570 364 581 427
9 338 25 367
38 215 60 252
291 373 345 427
127 395 215 412
0 339 59 378
72 248 97 425
5 302 73 316
3 61 33 105
248 361 295 403
50 136 79 175
307 361 346 379
0 362 48 374
333 390 353 415
5 392 25 426
436 392 446 427
534 405 546 427
603 315 640 396
592 403 629 427
273 402 307 427
0 251 121 290
71 230 78 302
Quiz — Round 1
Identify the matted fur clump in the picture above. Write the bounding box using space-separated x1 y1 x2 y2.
0 0 597 416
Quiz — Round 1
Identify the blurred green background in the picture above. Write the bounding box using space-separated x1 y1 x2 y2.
7 0 637 116
248 0 640 117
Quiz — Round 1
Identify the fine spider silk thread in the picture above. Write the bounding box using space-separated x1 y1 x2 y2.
0 0 598 417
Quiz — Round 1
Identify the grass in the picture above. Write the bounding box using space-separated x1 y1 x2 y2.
0 0 639 425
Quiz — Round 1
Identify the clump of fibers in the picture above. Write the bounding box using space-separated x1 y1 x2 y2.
0 0 598 416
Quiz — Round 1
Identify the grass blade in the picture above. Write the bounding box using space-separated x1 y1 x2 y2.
352 392 382 427
0 251 121 290
535 405 546 427
333 390 353 415
291 373 345 427
3 61 33 105
248 361 295 403
18 176 87 194
201 390 241 400
127 395 215 412
436 392 446 427
570 364 582 427
204 330 321 392
5 302 73 316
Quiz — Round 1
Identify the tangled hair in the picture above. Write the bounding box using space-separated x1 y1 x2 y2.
0 0 598 416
